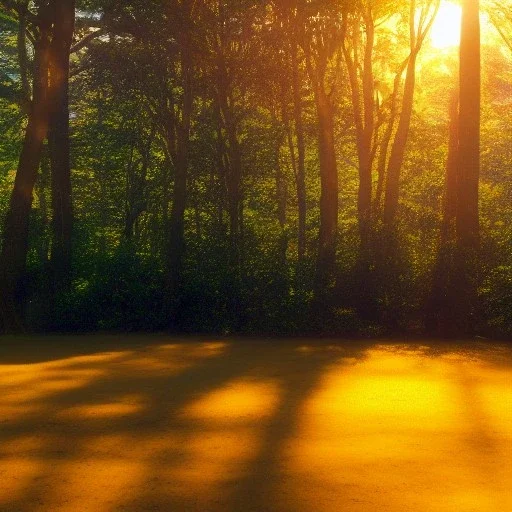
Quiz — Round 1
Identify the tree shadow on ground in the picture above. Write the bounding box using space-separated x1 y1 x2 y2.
1 337 511 511
0 337 367 511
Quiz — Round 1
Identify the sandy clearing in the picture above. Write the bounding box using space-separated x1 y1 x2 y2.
0 336 511 511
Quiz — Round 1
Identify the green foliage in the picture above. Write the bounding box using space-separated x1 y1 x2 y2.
1 0 512 337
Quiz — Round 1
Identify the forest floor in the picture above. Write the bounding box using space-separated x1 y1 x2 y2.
0 335 511 512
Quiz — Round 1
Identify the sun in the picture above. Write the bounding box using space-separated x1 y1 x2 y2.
430 1 462 49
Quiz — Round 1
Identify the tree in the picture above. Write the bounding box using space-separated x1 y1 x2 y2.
271 2 308 267
454 0 481 333
162 0 195 325
426 87 459 334
300 0 344 294
383 0 439 226
48 0 75 287
0 0 53 332
342 3 376 261
457 0 480 251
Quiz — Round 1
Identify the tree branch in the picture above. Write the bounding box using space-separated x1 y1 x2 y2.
70 27 105 54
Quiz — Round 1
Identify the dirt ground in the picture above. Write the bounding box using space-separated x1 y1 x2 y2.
0 335 511 511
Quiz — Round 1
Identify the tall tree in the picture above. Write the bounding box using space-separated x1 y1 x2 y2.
383 0 439 226
164 0 195 324
300 1 344 293
273 2 308 267
342 5 376 260
290 28 307 267
455 0 481 333
0 0 53 332
48 0 75 286
457 0 480 250
426 88 459 334
203 0 264 329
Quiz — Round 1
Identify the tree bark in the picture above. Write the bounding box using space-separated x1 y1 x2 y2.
383 0 439 226
167 14 193 322
314 85 338 291
0 4 53 332
342 11 376 255
373 57 408 212
454 0 480 334
216 57 243 280
342 11 378 317
426 89 459 334
48 0 75 285
302 18 339 294
457 0 480 250
383 51 418 226
291 37 307 265
276 137 288 268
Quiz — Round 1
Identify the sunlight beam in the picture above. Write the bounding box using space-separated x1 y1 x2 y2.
431 1 462 49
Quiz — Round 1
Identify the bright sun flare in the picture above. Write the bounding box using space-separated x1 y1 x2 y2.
430 1 462 49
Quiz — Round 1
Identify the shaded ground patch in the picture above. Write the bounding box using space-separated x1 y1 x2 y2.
1 336 511 511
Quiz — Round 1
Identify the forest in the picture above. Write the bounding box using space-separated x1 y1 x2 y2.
2 3 512 509
0 0 511 337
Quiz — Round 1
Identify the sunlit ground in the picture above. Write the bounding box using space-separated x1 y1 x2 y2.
0 336 511 511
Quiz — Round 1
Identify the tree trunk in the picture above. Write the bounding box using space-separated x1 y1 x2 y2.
167 26 193 323
0 7 52 332
383 52 418 226
454 0 480 334
358 12 375 254
377 50 419 324
276 138 288 268
217 61 243 281
343 12 375 255
291 39 307 265
314 86 338 291
457 0 480 249
441 90 459 244
426 89 459 334
342 12 378 317
226 124 243 277
382 0 438 226
373 58 408 212
48 0 75 285
124 134 151 243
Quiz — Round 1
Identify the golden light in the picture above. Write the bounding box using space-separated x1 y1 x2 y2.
1 340 512 511
430 1 462 49
285 345 512 512
181 377 280 423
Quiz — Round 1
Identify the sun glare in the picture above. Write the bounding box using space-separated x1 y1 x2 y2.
430 1 462 49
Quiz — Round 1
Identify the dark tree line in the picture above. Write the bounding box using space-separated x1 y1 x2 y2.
0 0 506 337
